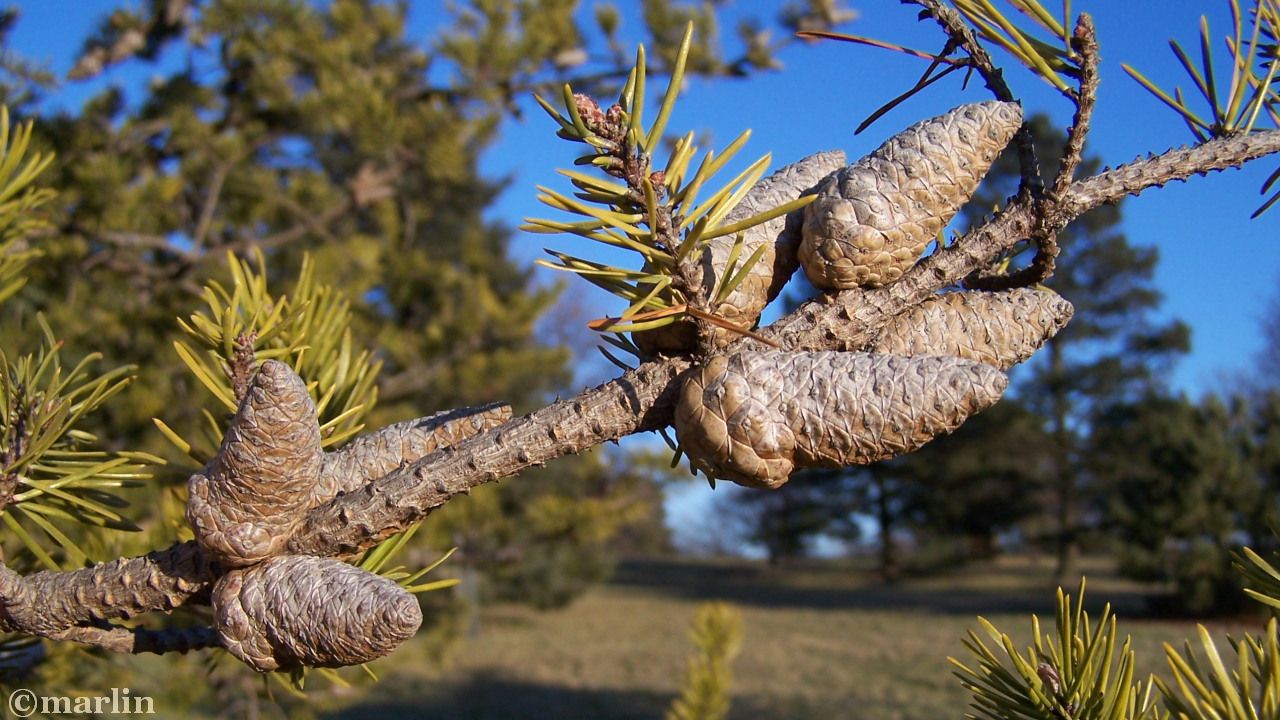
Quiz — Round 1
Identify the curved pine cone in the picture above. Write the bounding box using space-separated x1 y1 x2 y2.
871 289 1074 370
213 556 423 673
634 150 846 355
674 351 1008 489
187 361 323 567
800 101 1022 290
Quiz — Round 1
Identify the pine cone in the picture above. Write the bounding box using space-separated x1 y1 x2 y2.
800 102 1022 290
871 289 1074 369
674 351 1007 488
634 150 846 355
187 361 323 567
213 556 422 673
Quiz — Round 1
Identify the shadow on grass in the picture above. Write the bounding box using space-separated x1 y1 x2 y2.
321 672 671 720
320 670 862 720
610 557 1153 617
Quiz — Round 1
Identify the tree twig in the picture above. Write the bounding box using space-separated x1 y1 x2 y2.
0 128 1277 646
1054 15 1101 199
964 14 1101 292
909 0 1045 196
191 157 236 251
50 624 220 656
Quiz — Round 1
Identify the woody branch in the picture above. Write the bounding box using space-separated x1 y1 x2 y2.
0 126 1277 652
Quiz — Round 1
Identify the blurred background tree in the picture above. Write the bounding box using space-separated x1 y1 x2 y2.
727 114 1191 586
958 113 1192 583
0 0 853 710
1090 393 1257 615
0 0 847 592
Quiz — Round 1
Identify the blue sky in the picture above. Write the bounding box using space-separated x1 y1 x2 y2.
9 1 1277 553
7 0 1279 399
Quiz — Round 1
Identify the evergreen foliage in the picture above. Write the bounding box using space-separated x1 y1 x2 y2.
961 113 1191 582
0 1 1274 718
665 602 743 720
525 23 815 345
0 105 166 570
732 466 862 565
896 399 1049 563
1092 394 1259 615
953 582 1158 720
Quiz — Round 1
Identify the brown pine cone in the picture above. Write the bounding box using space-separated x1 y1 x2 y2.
800 102 1022 289
674 351 1007 488
213 555 422 672
634 150 846 355
186 361 322 567
871 288 1074 369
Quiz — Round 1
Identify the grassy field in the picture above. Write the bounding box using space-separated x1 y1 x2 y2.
314 554 1261 720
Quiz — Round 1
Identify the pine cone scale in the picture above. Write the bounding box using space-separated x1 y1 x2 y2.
675 351 1007 489
800 101 1023 289
213 556 422 673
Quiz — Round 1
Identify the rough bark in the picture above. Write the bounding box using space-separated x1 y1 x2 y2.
0 127 1275 654
315 402 512 504
0 542 215 634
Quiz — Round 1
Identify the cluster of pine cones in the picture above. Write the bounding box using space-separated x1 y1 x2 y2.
648 102 1074 489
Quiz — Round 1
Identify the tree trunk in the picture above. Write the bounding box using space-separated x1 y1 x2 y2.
1049 341 1077 584
874 471 899 583
967 530 997 560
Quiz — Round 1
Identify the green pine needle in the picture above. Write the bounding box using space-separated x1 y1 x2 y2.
952 580 1158 720
665 603 743 720
1156 618 1280 719
1125 0 1280 157
714 242 769 305
161 249 383 470
524 22 805 335
628 45 646 136
700 194 816 243
0 316 155 568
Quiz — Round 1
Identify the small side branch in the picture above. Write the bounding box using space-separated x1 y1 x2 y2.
965 13 1097 292
1054 14 1101 199
1063 129 1280 219
1 130 1278 638
191 157 236 251
315 402 513 503
910 0 1044 194
0 556 219 656
50 624 221 656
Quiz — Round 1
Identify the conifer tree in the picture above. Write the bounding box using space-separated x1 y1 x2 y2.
2 0 839 603
0 4 1276 720
1092 393 1256 614
960 114 1191 582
